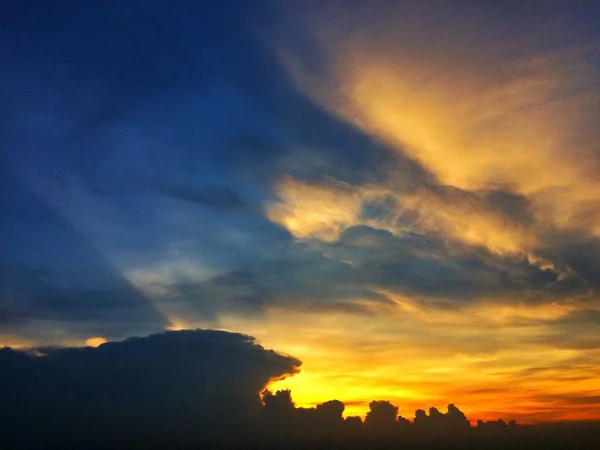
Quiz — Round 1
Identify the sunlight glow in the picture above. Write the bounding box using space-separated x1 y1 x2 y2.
85 337 108 347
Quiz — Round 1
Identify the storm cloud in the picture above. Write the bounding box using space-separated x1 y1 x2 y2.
0 329 300 445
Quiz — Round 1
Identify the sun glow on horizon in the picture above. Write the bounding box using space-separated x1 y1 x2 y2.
208 304 600 424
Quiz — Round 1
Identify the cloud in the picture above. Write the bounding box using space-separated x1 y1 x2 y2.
268 0 600 282
266 176 363 242
364 400 398 430
413 404 471 432
528 308 600 350
0 329 301 444
260 210 584 309
266 176 537 258
129 248 394 326
275 2 600 188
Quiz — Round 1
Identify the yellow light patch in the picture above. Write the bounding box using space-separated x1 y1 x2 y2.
85 337 107 347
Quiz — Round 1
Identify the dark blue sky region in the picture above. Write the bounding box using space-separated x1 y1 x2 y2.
1 0 404 342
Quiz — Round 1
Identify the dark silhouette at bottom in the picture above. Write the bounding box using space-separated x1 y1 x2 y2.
1 329 598 449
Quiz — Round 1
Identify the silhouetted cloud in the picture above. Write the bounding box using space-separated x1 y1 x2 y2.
364 400 398 431
0 329 300 446
413 404 471 433
257 390 528 446
3 341 599 449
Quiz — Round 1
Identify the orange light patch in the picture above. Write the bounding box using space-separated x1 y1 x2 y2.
85 337 108 347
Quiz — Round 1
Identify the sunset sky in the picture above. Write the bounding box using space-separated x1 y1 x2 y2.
2 1 600 424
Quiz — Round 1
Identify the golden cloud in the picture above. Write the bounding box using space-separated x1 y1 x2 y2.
275 3 600 241
266 176 364 242
266 176 533 259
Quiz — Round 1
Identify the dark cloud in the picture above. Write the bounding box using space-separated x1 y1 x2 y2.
151 261 386 323
168 270 269 324
552 309 600 325
143 221 595 324
257 389 528 445
0 332 593 448
0 329 301 445
364 401 399 431
260 390 479 441
413 404 471 434
482 189 535 227
534 393 600 406
539 229 600 288
329 226 568 305
526 308 600 350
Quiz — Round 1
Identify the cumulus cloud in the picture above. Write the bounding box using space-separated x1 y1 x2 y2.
364 400 398 431
0 329 301 445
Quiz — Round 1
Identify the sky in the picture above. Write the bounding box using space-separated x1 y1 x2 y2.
2 0 600 424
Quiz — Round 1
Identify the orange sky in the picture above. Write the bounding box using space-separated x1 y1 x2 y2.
247 2 600 423
163 300 600 424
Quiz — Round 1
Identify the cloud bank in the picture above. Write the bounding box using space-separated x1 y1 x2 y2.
0 329 300 445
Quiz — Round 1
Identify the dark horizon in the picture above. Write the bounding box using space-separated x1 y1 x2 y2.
2 329 599 449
